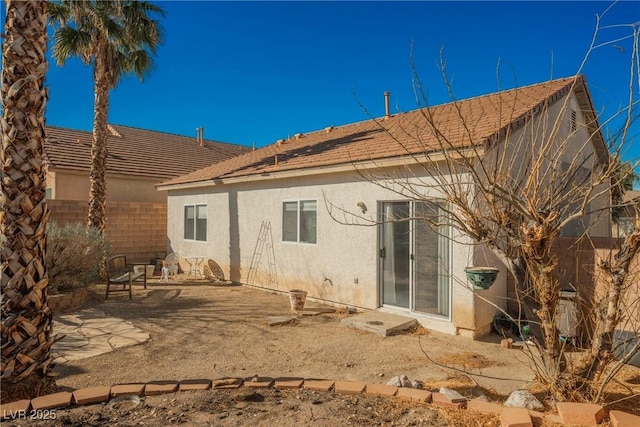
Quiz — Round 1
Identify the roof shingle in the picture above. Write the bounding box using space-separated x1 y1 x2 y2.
44 124 251 180
159 76 594 188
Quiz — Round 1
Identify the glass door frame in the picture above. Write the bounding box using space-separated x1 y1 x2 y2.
377 200 452 320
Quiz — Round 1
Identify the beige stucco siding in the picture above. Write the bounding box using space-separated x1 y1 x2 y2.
481 92 610 238
166 169 490 336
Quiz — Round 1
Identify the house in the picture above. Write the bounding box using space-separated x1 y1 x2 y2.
157 75 610 338
44 124 250 203
44 124 251 262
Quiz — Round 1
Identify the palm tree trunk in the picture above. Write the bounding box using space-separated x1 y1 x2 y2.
87 63 110 233
1 0 56 401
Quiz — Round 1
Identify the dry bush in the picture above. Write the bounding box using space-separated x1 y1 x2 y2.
45 221 107 293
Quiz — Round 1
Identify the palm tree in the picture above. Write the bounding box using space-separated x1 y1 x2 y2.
1 0 56 400
48 0 164 232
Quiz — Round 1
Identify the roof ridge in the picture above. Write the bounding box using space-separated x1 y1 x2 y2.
46 123 249 149
444 75 579 105
110 123 248 148
275 75 580 148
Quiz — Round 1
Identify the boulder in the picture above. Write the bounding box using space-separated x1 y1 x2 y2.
504 390 544 410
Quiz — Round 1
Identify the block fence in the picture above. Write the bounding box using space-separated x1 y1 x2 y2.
507 236 640 339
48 199 167 264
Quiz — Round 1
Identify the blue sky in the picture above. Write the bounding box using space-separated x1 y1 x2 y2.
12 1 640 160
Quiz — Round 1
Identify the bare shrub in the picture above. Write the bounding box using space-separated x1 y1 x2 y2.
46 221 107 294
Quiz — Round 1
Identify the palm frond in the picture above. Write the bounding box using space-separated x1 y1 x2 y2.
52 26 92 65
127 49 155 80
47 2 70 25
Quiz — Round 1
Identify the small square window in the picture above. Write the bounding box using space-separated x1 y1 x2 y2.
184 204 207 241
282 200 317 244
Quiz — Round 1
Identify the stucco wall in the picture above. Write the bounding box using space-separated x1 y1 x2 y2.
48 169 167 203
481 92 610 238
167 169 475 336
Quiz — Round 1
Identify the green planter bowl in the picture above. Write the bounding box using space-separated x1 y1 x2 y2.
464 267 499 290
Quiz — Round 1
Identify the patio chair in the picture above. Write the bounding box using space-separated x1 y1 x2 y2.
203 259 225 282
161 252 180 283
105 254 147 300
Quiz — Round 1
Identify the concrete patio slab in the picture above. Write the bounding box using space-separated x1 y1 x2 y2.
341 311 418 337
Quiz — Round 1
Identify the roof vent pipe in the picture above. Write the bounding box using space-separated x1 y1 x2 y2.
196 127 204 146
384 91 390 118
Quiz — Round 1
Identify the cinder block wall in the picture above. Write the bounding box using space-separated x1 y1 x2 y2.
48 199 167 264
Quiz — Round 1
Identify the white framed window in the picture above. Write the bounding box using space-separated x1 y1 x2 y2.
184 204 207 241
282 200 317 244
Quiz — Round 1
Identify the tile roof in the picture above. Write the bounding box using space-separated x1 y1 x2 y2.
160 75 599 188
44 124 251 180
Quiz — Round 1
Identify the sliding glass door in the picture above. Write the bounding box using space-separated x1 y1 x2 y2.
380 201 450 318
380 202 410 309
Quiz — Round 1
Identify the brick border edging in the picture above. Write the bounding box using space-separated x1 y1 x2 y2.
1 377 638 426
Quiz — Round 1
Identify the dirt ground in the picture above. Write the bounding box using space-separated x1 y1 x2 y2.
7 278 640 425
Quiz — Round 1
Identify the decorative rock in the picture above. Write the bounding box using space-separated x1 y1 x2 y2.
470 389 490 401
504 390 544 410
386 375 412 388
439 387 467 403
386 376 401 387
411 380 424 389
556 402 605 426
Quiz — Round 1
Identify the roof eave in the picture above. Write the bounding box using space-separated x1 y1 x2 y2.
156 147 486 192
572 77 609 168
